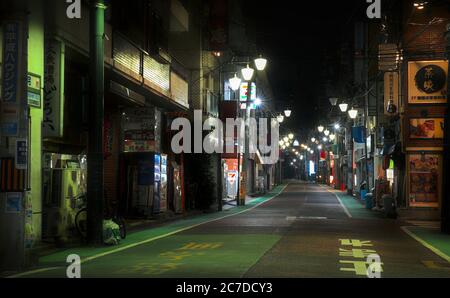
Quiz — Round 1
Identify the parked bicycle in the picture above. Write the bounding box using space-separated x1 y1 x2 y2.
74 191 126 240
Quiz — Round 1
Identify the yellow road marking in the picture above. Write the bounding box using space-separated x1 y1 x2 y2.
9 184 288 278
401 226 450 264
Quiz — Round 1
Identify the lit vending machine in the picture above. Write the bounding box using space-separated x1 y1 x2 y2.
160 154 168 212
153 154 161 214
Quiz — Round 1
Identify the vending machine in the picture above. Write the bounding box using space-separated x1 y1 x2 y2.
153 154 161 214
160 154 168 212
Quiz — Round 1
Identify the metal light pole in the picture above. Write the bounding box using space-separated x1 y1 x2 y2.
240 80 252 206
87 0 106 244
442 23 450 234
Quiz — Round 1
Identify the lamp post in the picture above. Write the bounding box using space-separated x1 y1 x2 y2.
239 57 267 206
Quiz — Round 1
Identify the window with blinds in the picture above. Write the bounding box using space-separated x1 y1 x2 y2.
113 33 141 75
170 72 189 108
143 54 170 93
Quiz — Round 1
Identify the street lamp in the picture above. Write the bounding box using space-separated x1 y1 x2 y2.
334 123 341 130
318 145 322 150
311 137 316 143
283 136 289 143
254 55 268 71
288 133 294 140
254 98 262 106
329 134 336 141
284 109 292 117
329 97 338 106
318 125 324 133
324 129 330 136
229 74 242 91
323 137 328 142
241 64 255 81
339 103 349 113
277 115 284 123
348 108 358 119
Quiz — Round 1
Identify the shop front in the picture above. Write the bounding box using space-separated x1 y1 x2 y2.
118 106 168 218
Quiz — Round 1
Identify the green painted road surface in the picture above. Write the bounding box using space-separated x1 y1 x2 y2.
10 182 450 278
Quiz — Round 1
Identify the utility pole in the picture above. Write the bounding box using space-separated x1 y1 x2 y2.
442 23 450 234
87 0 106 244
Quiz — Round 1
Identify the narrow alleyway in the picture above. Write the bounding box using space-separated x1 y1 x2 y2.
12 182 450 278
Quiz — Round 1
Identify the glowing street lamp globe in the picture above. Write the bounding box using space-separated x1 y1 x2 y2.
324 129 330 136
318 125 324 133
241 64 254 81
284 109 292 117
329 134 336 141
288 133 294 140
229 74 241 91
254 56 268 71
311 137 316 143
277 115 284 123
348 108 358 119
283 137 289 142
339 103 349 113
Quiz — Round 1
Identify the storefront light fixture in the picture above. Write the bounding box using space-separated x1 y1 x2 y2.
288 133 294 140
283 136 289 142
318 125 324 133
254 98 262 106
229 74 242 91
339 103 348 113
311 137 316 143
329 134 336 141
284 109 292 117
241 64 255 81
324 129 330 136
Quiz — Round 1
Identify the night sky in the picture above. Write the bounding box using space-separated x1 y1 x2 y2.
241 0 368 139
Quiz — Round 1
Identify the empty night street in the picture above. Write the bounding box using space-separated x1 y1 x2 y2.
10 182 450 278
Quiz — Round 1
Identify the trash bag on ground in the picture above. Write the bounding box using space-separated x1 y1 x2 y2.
103 219 121 245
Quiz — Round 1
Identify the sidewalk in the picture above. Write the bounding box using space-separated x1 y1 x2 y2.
4 184 287 278
324 185 385 219
324 184 450 266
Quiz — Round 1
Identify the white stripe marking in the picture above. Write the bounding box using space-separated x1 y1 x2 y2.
323 186 352 218
9 184 289 278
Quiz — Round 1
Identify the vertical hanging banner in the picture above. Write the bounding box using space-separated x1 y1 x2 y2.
15 139 28 170
384 72 399 115
1 22 21 136
43 39 64 137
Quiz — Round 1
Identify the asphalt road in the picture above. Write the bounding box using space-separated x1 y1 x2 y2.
16 181 450 278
